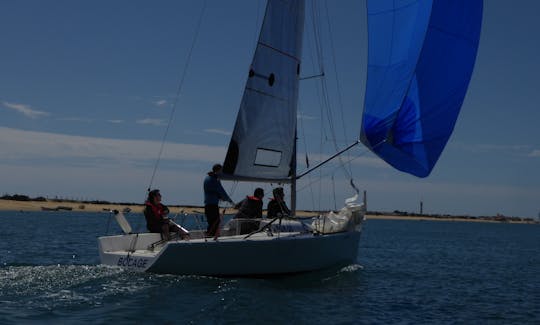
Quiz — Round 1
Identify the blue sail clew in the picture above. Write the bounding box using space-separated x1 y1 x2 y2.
360 0 483 177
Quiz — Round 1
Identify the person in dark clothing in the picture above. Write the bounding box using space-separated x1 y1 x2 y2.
203 164 234 237
267 187 291 219
144 189 188 240
234 188 264 234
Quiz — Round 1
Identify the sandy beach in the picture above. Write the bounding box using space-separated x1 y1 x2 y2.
0 199 202 215
1 198 536 224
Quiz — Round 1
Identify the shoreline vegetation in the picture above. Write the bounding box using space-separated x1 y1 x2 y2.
0 195 538 224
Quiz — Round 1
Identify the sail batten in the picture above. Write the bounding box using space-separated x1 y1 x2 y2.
244 87 288 102
223 0 305 182
258 41 302 61
361 0 483 177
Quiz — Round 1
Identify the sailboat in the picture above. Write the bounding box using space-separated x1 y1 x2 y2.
98 0 483 276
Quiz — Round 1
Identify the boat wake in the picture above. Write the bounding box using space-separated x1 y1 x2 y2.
319 263 364 283
0 264 237 322
339 263 364 273
1 265 123 301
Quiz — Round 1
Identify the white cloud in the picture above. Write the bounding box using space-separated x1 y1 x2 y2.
56 117 93 123
0 127 229 204
203 128 232 136
297 113 317 120
528 149 540 157
452 142 532 154
476 144 530 151
154 99 168 107
136 118 166 126
2 101 50 119
0 127 382 170
0 126 225 164
107 119 124 124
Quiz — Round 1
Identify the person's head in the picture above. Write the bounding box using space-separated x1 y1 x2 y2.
147 189 161 204
254 188 264 199
272 187 284 200
211 164 223 175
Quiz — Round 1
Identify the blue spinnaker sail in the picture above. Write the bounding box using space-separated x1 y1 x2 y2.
360 0 483 177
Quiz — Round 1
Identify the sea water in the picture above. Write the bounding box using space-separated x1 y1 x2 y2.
0 211 538 324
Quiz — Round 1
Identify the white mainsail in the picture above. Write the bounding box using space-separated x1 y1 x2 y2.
222 0 305 183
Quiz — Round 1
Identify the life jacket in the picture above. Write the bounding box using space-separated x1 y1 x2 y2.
144 201 166 222
235 196 263 219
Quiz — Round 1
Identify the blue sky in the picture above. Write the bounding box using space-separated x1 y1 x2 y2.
1 1 539 218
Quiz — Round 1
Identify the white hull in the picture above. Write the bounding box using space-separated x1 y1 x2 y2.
98 227 363 276
99 199 365 276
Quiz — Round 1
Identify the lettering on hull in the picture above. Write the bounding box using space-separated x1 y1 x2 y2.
117 256 149 269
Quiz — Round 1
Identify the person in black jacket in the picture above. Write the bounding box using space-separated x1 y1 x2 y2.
267 187 290 219
233 188 264 234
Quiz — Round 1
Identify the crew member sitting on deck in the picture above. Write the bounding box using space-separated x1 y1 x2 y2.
267 187 291 219
233 188 264 234
144 189 188 240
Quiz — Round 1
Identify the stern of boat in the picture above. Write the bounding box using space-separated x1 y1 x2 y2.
97 233 164 271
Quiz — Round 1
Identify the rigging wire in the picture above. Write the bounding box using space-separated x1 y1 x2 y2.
252 0 262 49
300 3 323 211
323 0 354 178
296 145 370 193
320 1 359 202
227 181 239 205
297 106 317 209
305 0 358 209
146 0 208 193
299 0 365 210
331 173 337 211
310 0 328 212
296 139 386 194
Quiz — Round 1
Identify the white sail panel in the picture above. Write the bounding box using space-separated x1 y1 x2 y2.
223 0 305 182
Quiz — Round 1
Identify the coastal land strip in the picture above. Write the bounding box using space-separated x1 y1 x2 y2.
0 198 537 224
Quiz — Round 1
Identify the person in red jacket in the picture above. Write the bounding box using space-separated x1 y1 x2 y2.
144 189 187 240
233 188 264 234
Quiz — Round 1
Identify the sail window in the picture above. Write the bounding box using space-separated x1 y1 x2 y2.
254 148 282 167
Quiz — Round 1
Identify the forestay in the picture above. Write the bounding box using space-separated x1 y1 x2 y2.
360 0 483 177
223 0 305 183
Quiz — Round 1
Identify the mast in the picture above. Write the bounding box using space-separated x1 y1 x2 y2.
291 130 297 217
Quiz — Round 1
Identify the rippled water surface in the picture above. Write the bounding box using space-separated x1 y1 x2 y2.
1 211 539 324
